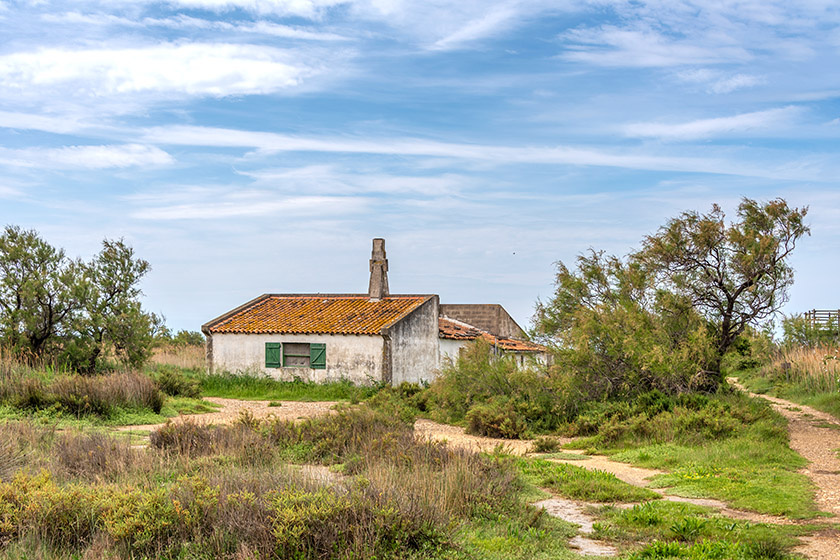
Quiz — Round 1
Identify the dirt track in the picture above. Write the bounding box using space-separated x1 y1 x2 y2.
117 397 338 432
728 378 840 559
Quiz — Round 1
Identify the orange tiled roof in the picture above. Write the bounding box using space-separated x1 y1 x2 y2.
438 317 546 353
207 295 430 335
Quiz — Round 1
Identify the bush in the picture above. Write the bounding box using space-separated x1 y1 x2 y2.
424 340 572 436
465 398 526 439
153 366 201 398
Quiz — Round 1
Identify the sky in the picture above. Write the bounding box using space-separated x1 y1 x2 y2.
1 0 839 333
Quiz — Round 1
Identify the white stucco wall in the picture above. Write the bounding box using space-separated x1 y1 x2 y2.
209 332 385 385
439 338 467 365
388 296 440 385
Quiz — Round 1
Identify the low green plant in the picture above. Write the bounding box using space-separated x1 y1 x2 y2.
530 436 562 453
466 398 526 439
515 457 658 502
151 365 201 399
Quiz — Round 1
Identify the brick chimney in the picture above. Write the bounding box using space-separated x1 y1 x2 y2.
368 238 389 301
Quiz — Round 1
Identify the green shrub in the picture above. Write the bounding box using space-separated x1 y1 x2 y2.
530 436 561 453
465 399 526 439
153 366 201 399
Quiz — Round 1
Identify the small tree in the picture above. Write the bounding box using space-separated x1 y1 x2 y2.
0 226 160 371
537 197 808 394
0 226 85 358
64 239 161 372
638 198 809 383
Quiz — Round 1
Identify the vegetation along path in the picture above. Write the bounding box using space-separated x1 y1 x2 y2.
728 377 840 560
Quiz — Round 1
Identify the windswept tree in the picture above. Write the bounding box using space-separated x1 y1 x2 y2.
536 251 715 397
638 198 809 382
537 197 809 393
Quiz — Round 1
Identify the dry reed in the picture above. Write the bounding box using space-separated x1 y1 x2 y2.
761 345 840 394
150 345 205 370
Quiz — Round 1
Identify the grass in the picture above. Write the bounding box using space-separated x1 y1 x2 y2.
591 500 820 559
563 389 823 519
0 407 588 560
199 370 380 402
514 456 659 503
614 442 818 518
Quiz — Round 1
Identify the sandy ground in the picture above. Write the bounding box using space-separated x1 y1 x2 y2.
116 397 338 432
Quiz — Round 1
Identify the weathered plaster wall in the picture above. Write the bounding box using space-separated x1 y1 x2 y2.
439 304 525 339
388 296 440 384
209 332 385 384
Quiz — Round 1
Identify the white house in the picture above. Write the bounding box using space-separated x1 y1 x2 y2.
202 239 547 385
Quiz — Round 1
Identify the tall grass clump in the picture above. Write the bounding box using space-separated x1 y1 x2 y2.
0 406 544 559
0 358 164 419
742 344 840 418
150 343 205 370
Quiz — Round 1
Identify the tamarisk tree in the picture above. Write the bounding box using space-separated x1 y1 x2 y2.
638 198 809 383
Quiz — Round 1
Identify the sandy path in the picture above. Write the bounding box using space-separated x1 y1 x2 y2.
416 418 795 525
728 378 840 558
116 397 338 432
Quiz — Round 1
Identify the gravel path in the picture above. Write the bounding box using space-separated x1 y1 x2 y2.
728 378 840 558
117 397 338 431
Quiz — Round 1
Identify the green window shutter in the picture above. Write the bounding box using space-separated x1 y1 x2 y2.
265 342 282 368
310 343 326 369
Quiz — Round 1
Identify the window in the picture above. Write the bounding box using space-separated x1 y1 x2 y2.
265 342 326 369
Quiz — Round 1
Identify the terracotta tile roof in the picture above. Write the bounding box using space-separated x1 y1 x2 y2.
206 295 430 335
438 317 546 353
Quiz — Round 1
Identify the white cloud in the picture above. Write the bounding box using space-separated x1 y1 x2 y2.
623 106 802 140
165 0 347 17
0 110 92 134
241 165 470 195
429 5 520 51
132 192 363 220
0 43 319 100
42 11 351 41
0 144 174 169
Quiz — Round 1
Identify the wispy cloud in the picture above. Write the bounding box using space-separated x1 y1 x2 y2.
676 69 764 94
0 111 93 134
623 106 802 141
429 5 520 51
42 11 352 41
240 165 471 195
131 191 364 220
0 144 173 169
140 124 832 180
560 25 751 67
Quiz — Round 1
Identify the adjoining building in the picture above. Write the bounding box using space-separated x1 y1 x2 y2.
202 239 548 385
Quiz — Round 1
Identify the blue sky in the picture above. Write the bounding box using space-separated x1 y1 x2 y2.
1 0 838 333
